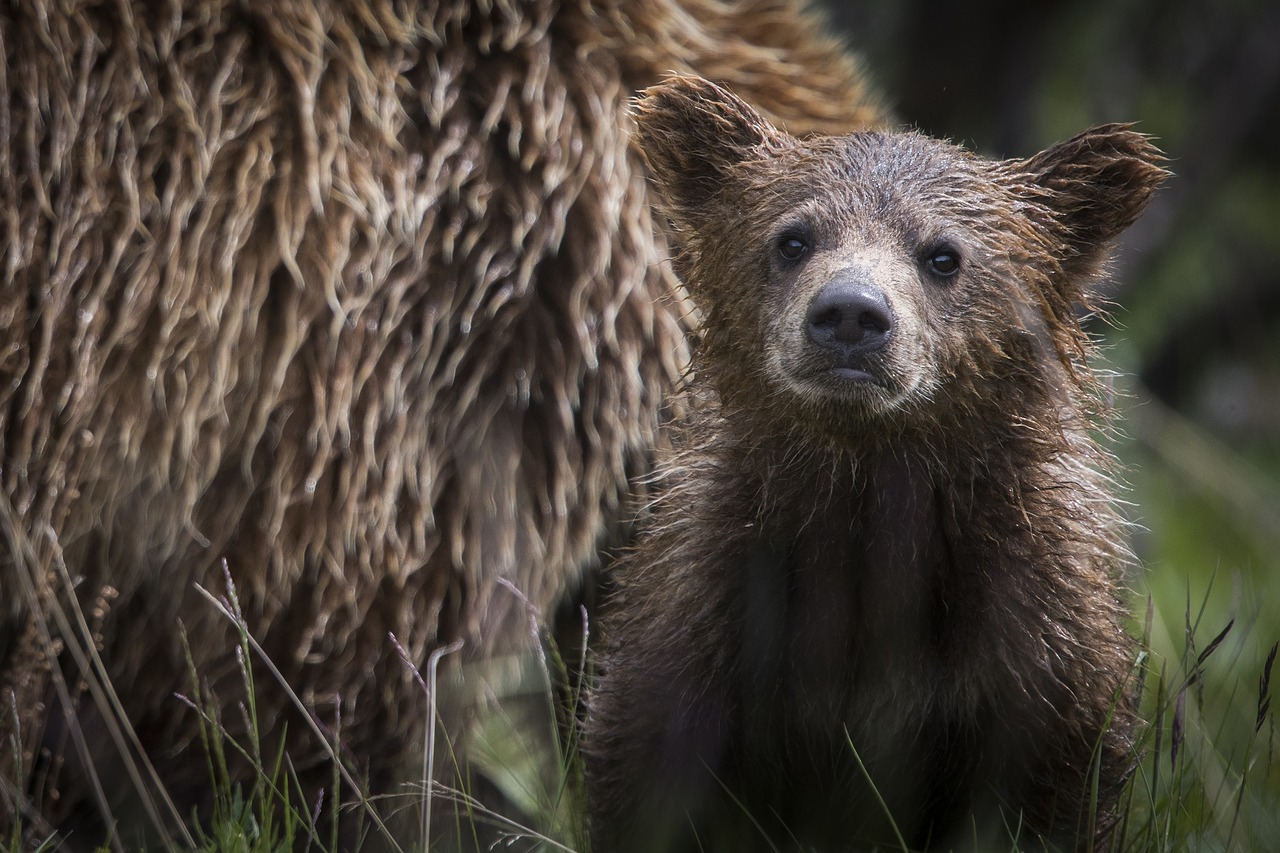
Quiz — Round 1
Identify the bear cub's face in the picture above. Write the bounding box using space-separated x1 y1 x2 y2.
634 76 1166 429
756 131 993 416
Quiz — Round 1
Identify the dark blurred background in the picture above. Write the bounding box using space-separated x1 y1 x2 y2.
820 0 1280 841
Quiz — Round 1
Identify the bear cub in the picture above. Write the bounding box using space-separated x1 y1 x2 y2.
586 75 1166 852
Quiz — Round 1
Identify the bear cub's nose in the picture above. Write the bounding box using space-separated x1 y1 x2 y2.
805 276 894 354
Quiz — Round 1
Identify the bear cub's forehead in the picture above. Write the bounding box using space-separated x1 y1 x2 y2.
799 131 988 200
754 131 1004 240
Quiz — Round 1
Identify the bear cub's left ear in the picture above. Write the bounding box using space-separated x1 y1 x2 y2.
1016 124 1170 277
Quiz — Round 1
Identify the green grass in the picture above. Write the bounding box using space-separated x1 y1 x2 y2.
1 562 588 853
179 572 334 853
7 573 1280 852
171 571 589 853
1116 599 1279 851
7 579 1276 852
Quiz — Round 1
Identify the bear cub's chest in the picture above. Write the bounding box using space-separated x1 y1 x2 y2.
736 456 955 751
728 460 965 844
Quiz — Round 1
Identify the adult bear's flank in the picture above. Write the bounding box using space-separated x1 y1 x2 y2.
0 1 884 847
586 75 1167 852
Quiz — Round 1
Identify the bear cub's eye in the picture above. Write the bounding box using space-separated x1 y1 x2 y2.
925 246 961 277
778 235 808 261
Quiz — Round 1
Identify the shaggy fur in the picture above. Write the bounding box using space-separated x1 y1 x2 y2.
586 76 1167 852
0 1 882 846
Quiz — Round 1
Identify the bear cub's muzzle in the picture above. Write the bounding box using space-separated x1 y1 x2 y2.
804 269 895 382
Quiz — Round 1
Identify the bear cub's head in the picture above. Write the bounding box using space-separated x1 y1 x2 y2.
634 75 1166 441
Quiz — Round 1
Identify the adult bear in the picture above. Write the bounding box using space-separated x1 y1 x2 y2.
0 0 882 847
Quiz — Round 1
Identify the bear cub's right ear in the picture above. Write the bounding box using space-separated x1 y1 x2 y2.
631 75 791 232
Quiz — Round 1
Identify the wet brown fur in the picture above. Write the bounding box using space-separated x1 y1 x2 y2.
0 1 882 845
586 76 1168 852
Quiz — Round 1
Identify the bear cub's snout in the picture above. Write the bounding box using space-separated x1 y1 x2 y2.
804 271 895 376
